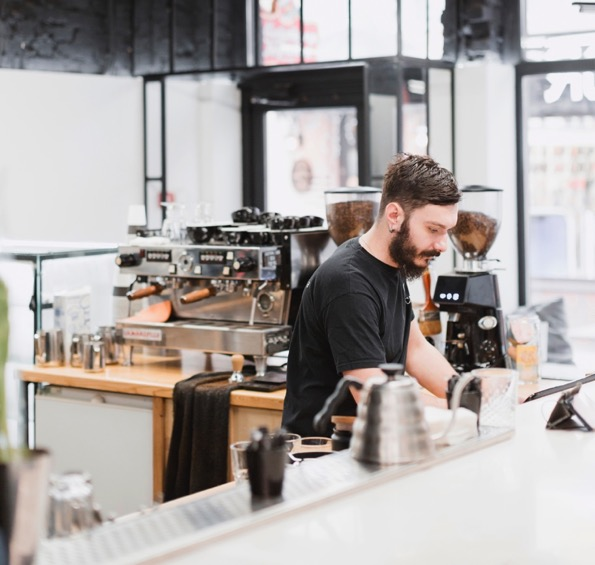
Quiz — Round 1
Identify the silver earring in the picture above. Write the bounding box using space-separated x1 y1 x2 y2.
388 225 394 233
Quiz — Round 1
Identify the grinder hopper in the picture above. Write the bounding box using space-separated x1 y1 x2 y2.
324 187 381 246
448 186 502 272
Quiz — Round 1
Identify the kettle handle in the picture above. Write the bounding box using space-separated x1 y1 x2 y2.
313 376 363 435
435 372 477 443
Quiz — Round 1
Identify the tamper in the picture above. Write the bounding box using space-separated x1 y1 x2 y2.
229 353 245 383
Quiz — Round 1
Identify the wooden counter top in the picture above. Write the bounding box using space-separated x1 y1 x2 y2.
19 352 286 410
19 352 287 503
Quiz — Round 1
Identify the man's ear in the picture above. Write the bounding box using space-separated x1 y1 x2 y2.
385 202 405 232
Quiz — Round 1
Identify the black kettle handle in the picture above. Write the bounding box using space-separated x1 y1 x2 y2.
313 376 363 434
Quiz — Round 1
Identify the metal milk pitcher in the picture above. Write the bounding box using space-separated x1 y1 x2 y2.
34 329 65 367
83 340 105 372
314 363 434 465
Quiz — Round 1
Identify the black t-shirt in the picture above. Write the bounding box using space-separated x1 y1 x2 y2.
282 237 413 437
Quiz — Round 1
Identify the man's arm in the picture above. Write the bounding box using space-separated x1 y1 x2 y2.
342 320 456 403
405 319 456 399
342 367 386 403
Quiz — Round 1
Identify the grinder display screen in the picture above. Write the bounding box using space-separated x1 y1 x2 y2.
434 276 466 304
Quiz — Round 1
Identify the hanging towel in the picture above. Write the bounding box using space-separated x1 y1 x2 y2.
163 371 240 502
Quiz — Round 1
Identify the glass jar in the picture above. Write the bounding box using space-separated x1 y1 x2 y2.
324 187 381 246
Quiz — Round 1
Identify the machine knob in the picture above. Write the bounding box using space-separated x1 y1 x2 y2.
177 252 194 273
115 253 140 268
478 315 498 331
232 256 256 273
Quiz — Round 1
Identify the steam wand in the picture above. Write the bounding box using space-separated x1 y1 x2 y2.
248 281 269 326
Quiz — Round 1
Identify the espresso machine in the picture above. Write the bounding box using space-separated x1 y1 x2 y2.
114 214 334 377
433 186 508 373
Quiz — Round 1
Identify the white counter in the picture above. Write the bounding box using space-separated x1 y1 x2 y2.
37 383 595 565
156 387 595 565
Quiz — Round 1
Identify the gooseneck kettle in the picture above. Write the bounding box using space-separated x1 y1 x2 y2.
314 364 434 465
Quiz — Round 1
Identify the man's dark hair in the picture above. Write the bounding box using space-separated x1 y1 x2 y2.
380 153 461 214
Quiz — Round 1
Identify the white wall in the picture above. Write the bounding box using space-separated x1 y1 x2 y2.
454 61 519 313
0 69 144 243
165 78 242 225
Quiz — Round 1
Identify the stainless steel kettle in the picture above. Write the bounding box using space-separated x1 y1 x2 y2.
314 364 434 465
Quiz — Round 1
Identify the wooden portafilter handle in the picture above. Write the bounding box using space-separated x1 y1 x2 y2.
180 286 217 305
126 283 164 300
229 354 245 383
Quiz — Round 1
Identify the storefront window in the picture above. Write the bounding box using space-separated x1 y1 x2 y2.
350 0 397 59
522 0 595 61
259 0 302 66
259 0 452 65
264 107 358 217
428 0 448 60
401 0 427 59
522 71 595 330
302 0 349 62
402 68 428 155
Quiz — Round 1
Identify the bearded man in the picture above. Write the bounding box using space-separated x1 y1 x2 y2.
282 153 462 437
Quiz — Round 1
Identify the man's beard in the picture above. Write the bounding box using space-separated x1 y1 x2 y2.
388 216 440 281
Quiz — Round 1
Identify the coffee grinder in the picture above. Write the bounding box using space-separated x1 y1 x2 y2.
433 186 508 373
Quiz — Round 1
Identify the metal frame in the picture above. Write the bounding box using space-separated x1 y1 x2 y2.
239 62 372 210
143 76 168 219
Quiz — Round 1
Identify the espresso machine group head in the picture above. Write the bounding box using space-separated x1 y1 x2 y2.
433 186 508 373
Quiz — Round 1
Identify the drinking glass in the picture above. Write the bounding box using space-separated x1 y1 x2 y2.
471 367 518 431
506 313 541 384
272 432 301 453
161 202 187 242
294 436 333 453
229 441 250 483
194 202 213 224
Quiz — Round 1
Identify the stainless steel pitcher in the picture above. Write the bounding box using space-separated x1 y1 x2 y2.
70 333 94 367
95 326 121 365
33 329 65 367
314 364 434 465
83 340 105 372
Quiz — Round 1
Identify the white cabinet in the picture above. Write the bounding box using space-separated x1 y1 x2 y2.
35 385 153 518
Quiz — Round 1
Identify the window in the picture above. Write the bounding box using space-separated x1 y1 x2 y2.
265 107 358 217
522 72 595 275
257 0 452 65
522 0 595 61
351 0 398 59
519 0 595 355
